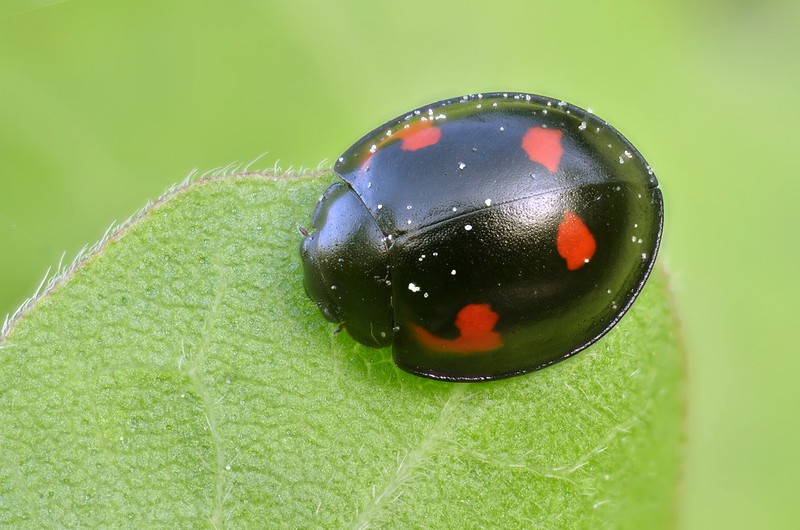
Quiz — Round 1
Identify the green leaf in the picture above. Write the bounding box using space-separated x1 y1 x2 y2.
0 174 684 528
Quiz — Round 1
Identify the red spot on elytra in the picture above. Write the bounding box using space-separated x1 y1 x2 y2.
557 211 596 270
358 120 442 170
395 121 442 151
521 127 563 173
411 304 502 353
360 151 374 170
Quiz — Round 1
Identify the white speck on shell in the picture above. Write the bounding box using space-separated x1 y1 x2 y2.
464 224 473 231
408 283 421 293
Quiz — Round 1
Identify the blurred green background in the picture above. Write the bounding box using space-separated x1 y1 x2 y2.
1 0 797 528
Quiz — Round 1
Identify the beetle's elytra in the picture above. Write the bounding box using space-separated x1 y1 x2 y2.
301 92 663 382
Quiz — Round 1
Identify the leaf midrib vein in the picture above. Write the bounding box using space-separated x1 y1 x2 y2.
349 383 469 529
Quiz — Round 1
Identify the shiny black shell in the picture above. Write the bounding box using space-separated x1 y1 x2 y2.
301 92 663 382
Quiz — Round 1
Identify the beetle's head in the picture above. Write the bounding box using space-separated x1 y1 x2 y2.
300 230 345 324
299 182 393 348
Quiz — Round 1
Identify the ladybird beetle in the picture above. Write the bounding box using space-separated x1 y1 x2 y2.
301 92 663 382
